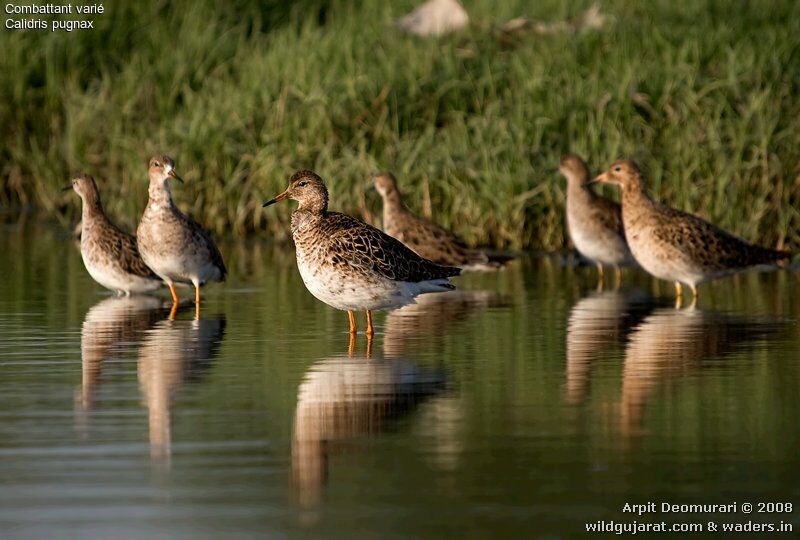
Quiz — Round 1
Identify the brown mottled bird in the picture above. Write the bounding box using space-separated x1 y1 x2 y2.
374 172 513 271
65 174 163 295
136 155 227 317
263 170 460 337
559 154 635 282
593 160 790 304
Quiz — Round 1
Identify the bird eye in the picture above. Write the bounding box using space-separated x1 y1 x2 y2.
298 181 308 187
614 166 621 172
154 161 161 167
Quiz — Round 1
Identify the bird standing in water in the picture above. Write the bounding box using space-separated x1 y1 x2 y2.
65 173 163 295
263 170 460 337
374 172 513 271
593 160 790 306
558 154 635 286
137 156 226 318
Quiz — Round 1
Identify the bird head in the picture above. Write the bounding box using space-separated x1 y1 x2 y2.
263 170 329 213
592 159 643 188
373 172 399 198
558 154 591 186
148 155 183 185
63 173 100 201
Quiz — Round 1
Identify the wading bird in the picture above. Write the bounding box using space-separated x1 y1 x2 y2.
374 172 513 271
593 160 790 306
559 154 635 286
65 174 162 295
137 156 226 318
263 170 460 337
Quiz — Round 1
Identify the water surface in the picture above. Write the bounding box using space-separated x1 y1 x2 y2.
1 223 798 538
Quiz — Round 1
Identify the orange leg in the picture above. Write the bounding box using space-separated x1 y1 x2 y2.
689 285 698 309
168 302 179 321
365 310 375 337
348 310 357 334
348 333 356 356
595 263 604 292
194 284 201 319
168 283 179 304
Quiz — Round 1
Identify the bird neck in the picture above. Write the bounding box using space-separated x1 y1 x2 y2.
148 179 174 208
621 176 653 208
567 178 597 202
381 188 409 218
291 208 323 236
80 190 105 225
297 193 328 215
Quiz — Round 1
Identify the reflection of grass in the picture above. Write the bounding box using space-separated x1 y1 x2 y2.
1 0 798 249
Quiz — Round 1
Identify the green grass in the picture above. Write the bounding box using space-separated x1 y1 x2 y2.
1 0 799 250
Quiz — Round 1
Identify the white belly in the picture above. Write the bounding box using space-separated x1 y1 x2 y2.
82 252 161 294
627 228 704 286
568 217 631 267
296 255 412 311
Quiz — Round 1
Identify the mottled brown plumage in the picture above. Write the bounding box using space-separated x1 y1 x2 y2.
67 174 162 295
137 155 226 310
374 172 512 271
559 155 634 278
264 170 460 335
308 211 460 284
595 160 790 300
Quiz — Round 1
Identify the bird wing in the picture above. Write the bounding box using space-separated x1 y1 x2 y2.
113 227 161 279
588 195 625 237
652 205 783 270
183 213 228 281
327 213 460 282
397 212 488 267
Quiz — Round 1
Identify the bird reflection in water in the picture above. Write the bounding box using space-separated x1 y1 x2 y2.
76 296 225 466
618 307 778 438
291 353 446 508
564 289 656 405
383 289 508 356
137 307 226 464
290 289 507 509
77 296 164 414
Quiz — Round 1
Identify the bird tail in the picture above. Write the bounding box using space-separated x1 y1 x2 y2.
772 249 793 268
436 264 462 278
418 279 456 293
749 246 793 268
486 251 517 265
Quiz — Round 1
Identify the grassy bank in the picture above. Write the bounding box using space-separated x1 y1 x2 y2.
1 0 799 249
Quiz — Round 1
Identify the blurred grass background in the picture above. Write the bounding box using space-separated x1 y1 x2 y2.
1 0 798 250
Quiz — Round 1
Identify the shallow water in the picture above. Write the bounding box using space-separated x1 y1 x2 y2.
1 223 798 538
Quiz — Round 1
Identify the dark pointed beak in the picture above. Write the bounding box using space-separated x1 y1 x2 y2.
262 189 289 208
589 172 608 184
167 169 184 183
61 184 73 192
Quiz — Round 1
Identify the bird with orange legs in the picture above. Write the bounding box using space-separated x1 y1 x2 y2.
263 170 460 340
593 160 790 307
137 155 227 319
